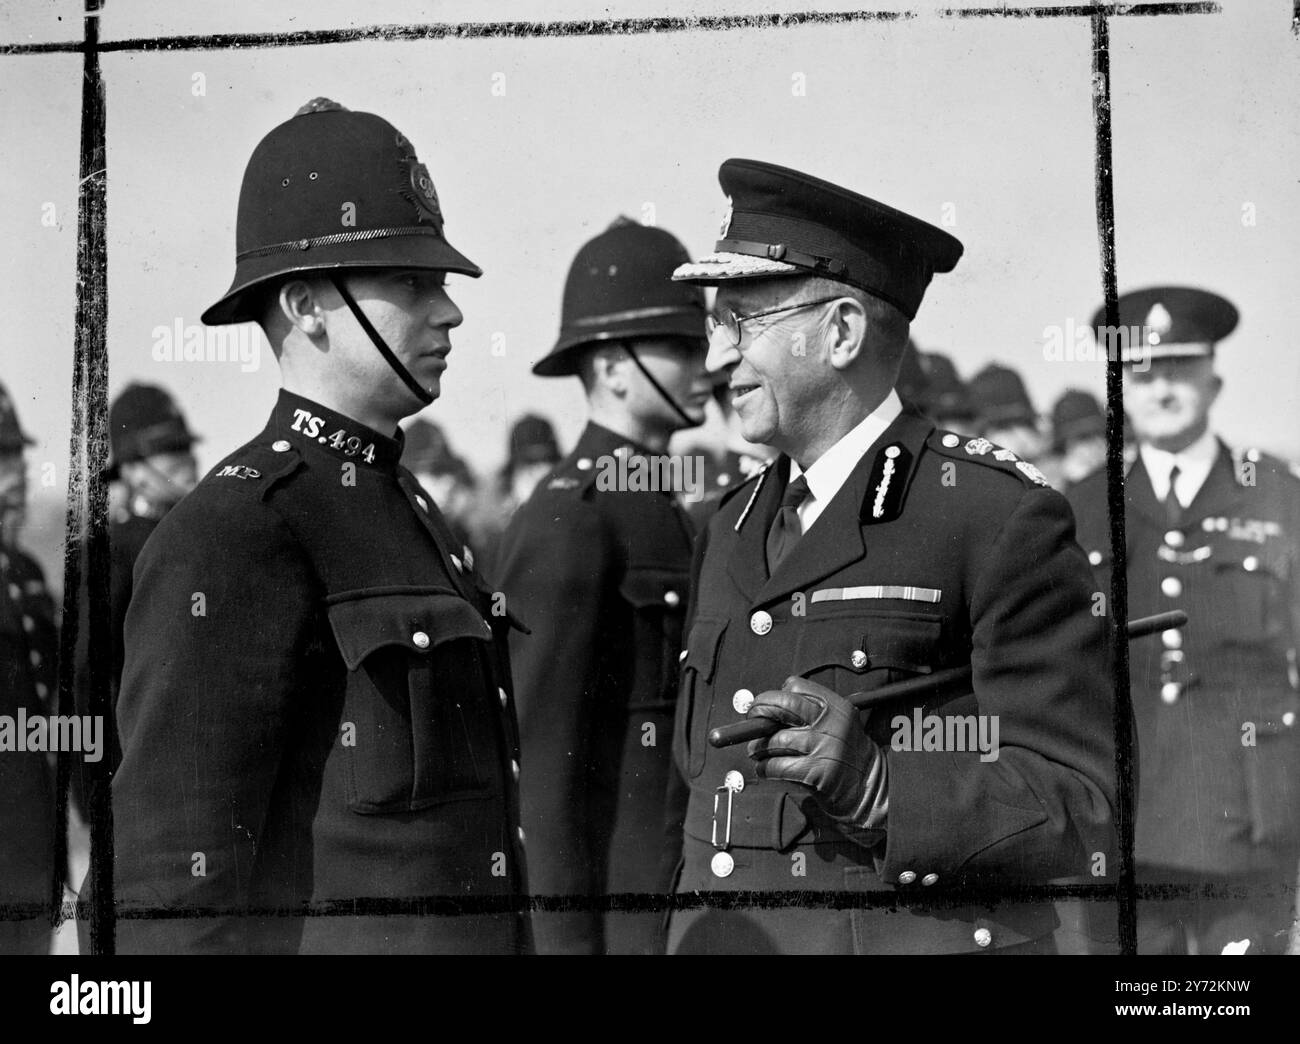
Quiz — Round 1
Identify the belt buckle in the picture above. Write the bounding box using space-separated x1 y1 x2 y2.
711 783 735 850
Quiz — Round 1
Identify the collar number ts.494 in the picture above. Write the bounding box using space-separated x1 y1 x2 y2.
289 407 377 464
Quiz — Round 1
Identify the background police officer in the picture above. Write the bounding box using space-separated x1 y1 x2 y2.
495 218 711 954
105 99 529 954
0 381 58 954
1069 286 1300 954
666 159 1115 955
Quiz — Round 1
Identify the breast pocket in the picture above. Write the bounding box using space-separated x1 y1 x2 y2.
327 590 499 813
619 566 692 710
791 610 943 696
679 616 727 777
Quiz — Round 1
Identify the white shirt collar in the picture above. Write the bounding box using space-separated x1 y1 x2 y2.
790 389 903 532
1138 428 1219 507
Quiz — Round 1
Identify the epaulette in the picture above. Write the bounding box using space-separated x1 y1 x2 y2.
927 430 1053 488
207 439 305 501
544 453 600 495
1231 445 1300 486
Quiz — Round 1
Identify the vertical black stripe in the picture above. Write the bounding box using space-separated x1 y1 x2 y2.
1091 9 1137 956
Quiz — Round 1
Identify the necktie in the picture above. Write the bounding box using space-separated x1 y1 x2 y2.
765 475 810 574
1163 463 1183 527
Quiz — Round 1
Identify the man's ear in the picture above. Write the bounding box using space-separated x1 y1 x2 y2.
279 278 326 337
592 344 631 395
826 297 869 372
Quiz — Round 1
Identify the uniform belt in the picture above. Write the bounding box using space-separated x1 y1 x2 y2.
683 783 828 851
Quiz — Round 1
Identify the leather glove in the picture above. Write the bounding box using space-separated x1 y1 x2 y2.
746 675 888 846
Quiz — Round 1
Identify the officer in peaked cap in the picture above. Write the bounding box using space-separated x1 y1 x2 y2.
664 158 1115 955
0 380 58 954
104 99 529 954
495 217 711 954
916 351 978 433
969 362 1049 466
1068 286 1300 954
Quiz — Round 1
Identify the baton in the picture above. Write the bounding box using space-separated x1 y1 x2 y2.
706 609 1188 749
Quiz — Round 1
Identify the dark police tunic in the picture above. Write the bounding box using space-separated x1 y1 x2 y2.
495 422 693 954
1068 444 1300 948
668 409 1117 954
111 390 529 954
0 544 58 954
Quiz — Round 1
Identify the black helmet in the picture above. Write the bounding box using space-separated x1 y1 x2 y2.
969 363 1037 429
533 217 706 378
202 98 480 328
108 384 198 475
1050 389 1106 453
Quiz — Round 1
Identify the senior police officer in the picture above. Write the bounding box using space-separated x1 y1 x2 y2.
1068 287 1300 954
495 218 712 954
0 382 58 954
106 99 529 954
665 159 1116 955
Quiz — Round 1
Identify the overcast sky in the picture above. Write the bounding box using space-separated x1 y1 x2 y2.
3 0 1298 583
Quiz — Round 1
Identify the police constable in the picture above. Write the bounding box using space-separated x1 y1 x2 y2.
666 159 1116 954
916 351 978 434
0 382 58 954
1068 286 1300 954
98 384 199 770
107 99 529 954
1050 388 1107 490
494 218 712 954
968 362 1050 466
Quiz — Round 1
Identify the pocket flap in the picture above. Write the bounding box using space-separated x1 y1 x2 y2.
792 613 940 675
327 589 493 671
683 616 727 683
618 567 691 611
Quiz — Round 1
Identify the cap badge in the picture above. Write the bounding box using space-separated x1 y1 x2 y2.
400 153 443 231
1145 302 1173 345
719 197 733 239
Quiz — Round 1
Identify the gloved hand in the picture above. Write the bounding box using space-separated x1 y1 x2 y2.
746 675 888 844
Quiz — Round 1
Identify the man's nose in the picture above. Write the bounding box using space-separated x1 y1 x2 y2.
705 330 740 375
432 288 464 330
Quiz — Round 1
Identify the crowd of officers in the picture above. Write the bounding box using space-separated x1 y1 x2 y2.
2 98 1297 956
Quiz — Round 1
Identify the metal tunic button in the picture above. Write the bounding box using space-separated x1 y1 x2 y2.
1161 682 1181 704
1088 551 1102 566
517 826 526 843
498 686 508 707
35 682 48 699
973 928 992 948
942 434 960 448
664 590 680 607
412 631 431 649
1160 576 1182 598
1165 530 1184 548
850 649 868 670
724 770 745 793
7 583 19 600
29 650 41 667
576 457 593 471
511 760 520 781
271 440 291 452
711 851 735 878
22 615 34 633
898 870 917 885
415 495 428 512
1162 629 1182 649
1284 712 1296 728
750 610 773 635
922 873 939 886
732 688 755 714
1243 556 1259 572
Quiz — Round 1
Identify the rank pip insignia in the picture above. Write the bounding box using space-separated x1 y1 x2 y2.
965 437 993 456
1016 460 1051 487
993 448 1018 463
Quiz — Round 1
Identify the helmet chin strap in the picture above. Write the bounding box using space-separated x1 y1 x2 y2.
623 344 701 430
330 275 435 407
